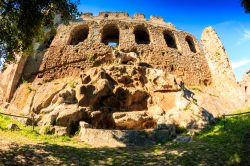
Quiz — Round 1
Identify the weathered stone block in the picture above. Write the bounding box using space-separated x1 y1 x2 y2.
80 128 175 147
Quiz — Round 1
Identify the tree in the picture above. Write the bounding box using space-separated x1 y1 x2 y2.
0 0 80 65
242 0 250 13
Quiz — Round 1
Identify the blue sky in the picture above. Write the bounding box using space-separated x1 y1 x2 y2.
78 0 250 80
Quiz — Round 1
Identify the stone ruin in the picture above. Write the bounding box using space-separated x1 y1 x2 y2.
240 69 250 106
0 12 249 147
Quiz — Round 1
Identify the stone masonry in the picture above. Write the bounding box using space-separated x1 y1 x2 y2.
33 12 212 86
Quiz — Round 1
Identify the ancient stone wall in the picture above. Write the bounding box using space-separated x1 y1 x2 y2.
201 27 246 109
240 69 250 106
201 27 237 87
29 12 212 86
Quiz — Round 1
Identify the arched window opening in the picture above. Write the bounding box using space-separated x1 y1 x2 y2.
101 24 120 46
134 26 150 44
186 36 197 53
163 31 177 49
70 25 89 45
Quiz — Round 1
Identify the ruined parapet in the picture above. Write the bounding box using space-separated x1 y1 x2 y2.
98 12 129 19
201 26 246 108
81 12 131 20
150 15 165 25
133 13 146 20
80 12 94 20
80 12 175 28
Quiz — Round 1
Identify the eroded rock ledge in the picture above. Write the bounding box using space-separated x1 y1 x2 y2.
5 64 217 146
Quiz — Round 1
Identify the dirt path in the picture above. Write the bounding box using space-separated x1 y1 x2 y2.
1 131 249 166
0 137 169 166
0 138 64 166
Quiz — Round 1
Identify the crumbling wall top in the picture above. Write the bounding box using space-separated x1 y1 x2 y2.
80 12 175 28
81 12 94 20
133 13 146 20
98 12 129 19
150 15 164 24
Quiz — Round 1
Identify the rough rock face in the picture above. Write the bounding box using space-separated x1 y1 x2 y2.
76 66 179 111
201 27 236 85
0 54 27 102
32 82 67 114
201 27 247 110
6 64 215 142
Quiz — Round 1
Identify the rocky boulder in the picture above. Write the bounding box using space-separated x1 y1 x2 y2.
32 82 67 114
7 123 20 131
113 111 156 129
38 104 87 134
54 126 69 136
76 79 113 108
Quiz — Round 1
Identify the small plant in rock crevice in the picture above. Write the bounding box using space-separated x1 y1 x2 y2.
188 86 202 92
214 51 221 59
86 54 95 62
22 78 35 93
68 81 76 88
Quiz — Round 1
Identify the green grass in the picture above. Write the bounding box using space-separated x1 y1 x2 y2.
0 108 250 165
0 114 87 147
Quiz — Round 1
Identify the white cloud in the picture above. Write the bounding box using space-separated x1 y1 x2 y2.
232 59 250 69
243 29 250 40
236 25 250 45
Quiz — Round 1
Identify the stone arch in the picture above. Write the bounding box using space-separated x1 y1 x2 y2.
186 36 197 53
101 24 120 46
134 25 150 44
163 30 177 49
70 25 89 45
